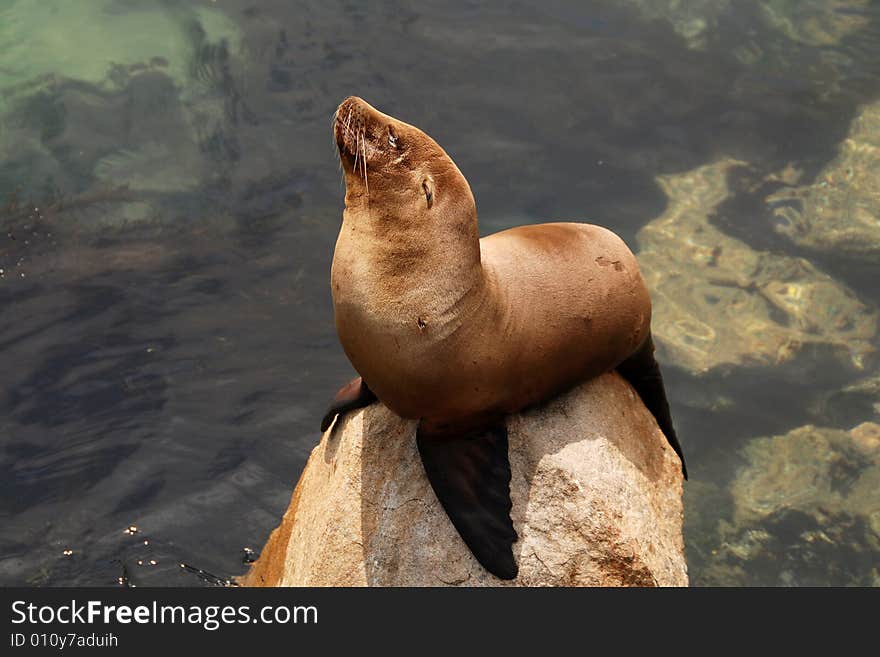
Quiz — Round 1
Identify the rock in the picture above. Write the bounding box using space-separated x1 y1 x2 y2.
0 1 240 92
242 372 688 587
732 424 880 532
636 160 877 374
812 372 880 426
623 0 731 49
755 0 873 47
624 0 871 51
692 423 880 586
765 100 880 262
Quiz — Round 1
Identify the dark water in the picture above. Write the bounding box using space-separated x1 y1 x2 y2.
1 0 879 586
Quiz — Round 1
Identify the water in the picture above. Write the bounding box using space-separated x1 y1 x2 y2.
1 0 878 586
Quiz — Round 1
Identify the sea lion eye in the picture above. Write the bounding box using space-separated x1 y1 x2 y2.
388 125 398 148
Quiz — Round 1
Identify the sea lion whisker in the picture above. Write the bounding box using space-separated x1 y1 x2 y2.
353 130 360 176
362 128 369 199
343 108 354 140
331 119 344 172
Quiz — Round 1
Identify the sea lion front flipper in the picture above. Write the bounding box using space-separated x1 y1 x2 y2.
416 421 518 580
320 377 377 432
616 332 688 479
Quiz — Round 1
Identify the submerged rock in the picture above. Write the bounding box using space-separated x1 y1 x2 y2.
0 1 246 219
625 0 872 50
698 506 880 586
0 0 240 92
624 0 732 49
0 66 207 214
756 0 874 47
695 423 880 586
242 372 688 587
811 371 880 430
765 101 880 262
733 424 880 528
636 160 877 374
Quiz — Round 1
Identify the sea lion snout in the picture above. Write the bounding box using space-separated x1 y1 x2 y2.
334 96 393 159
333 96 416 180
333 96 368 162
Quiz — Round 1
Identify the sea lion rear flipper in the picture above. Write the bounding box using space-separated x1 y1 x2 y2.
617 333 688 479
416 421 518 580
320 377 377 432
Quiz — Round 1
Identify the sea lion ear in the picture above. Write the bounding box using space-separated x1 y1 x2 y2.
422 176 435 208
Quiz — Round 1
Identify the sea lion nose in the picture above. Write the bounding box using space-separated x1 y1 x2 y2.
336 96 387 126
334 97 385 160
334 97 363 154
336 95 362 117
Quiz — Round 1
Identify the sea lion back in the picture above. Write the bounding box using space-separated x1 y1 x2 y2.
477 222 652 411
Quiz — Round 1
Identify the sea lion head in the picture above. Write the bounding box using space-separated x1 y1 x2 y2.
332 96 474 223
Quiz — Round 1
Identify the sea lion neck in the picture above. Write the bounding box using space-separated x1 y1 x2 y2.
335 192 485 327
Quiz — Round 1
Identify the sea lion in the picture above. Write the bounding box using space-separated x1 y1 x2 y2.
322 96 686 580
